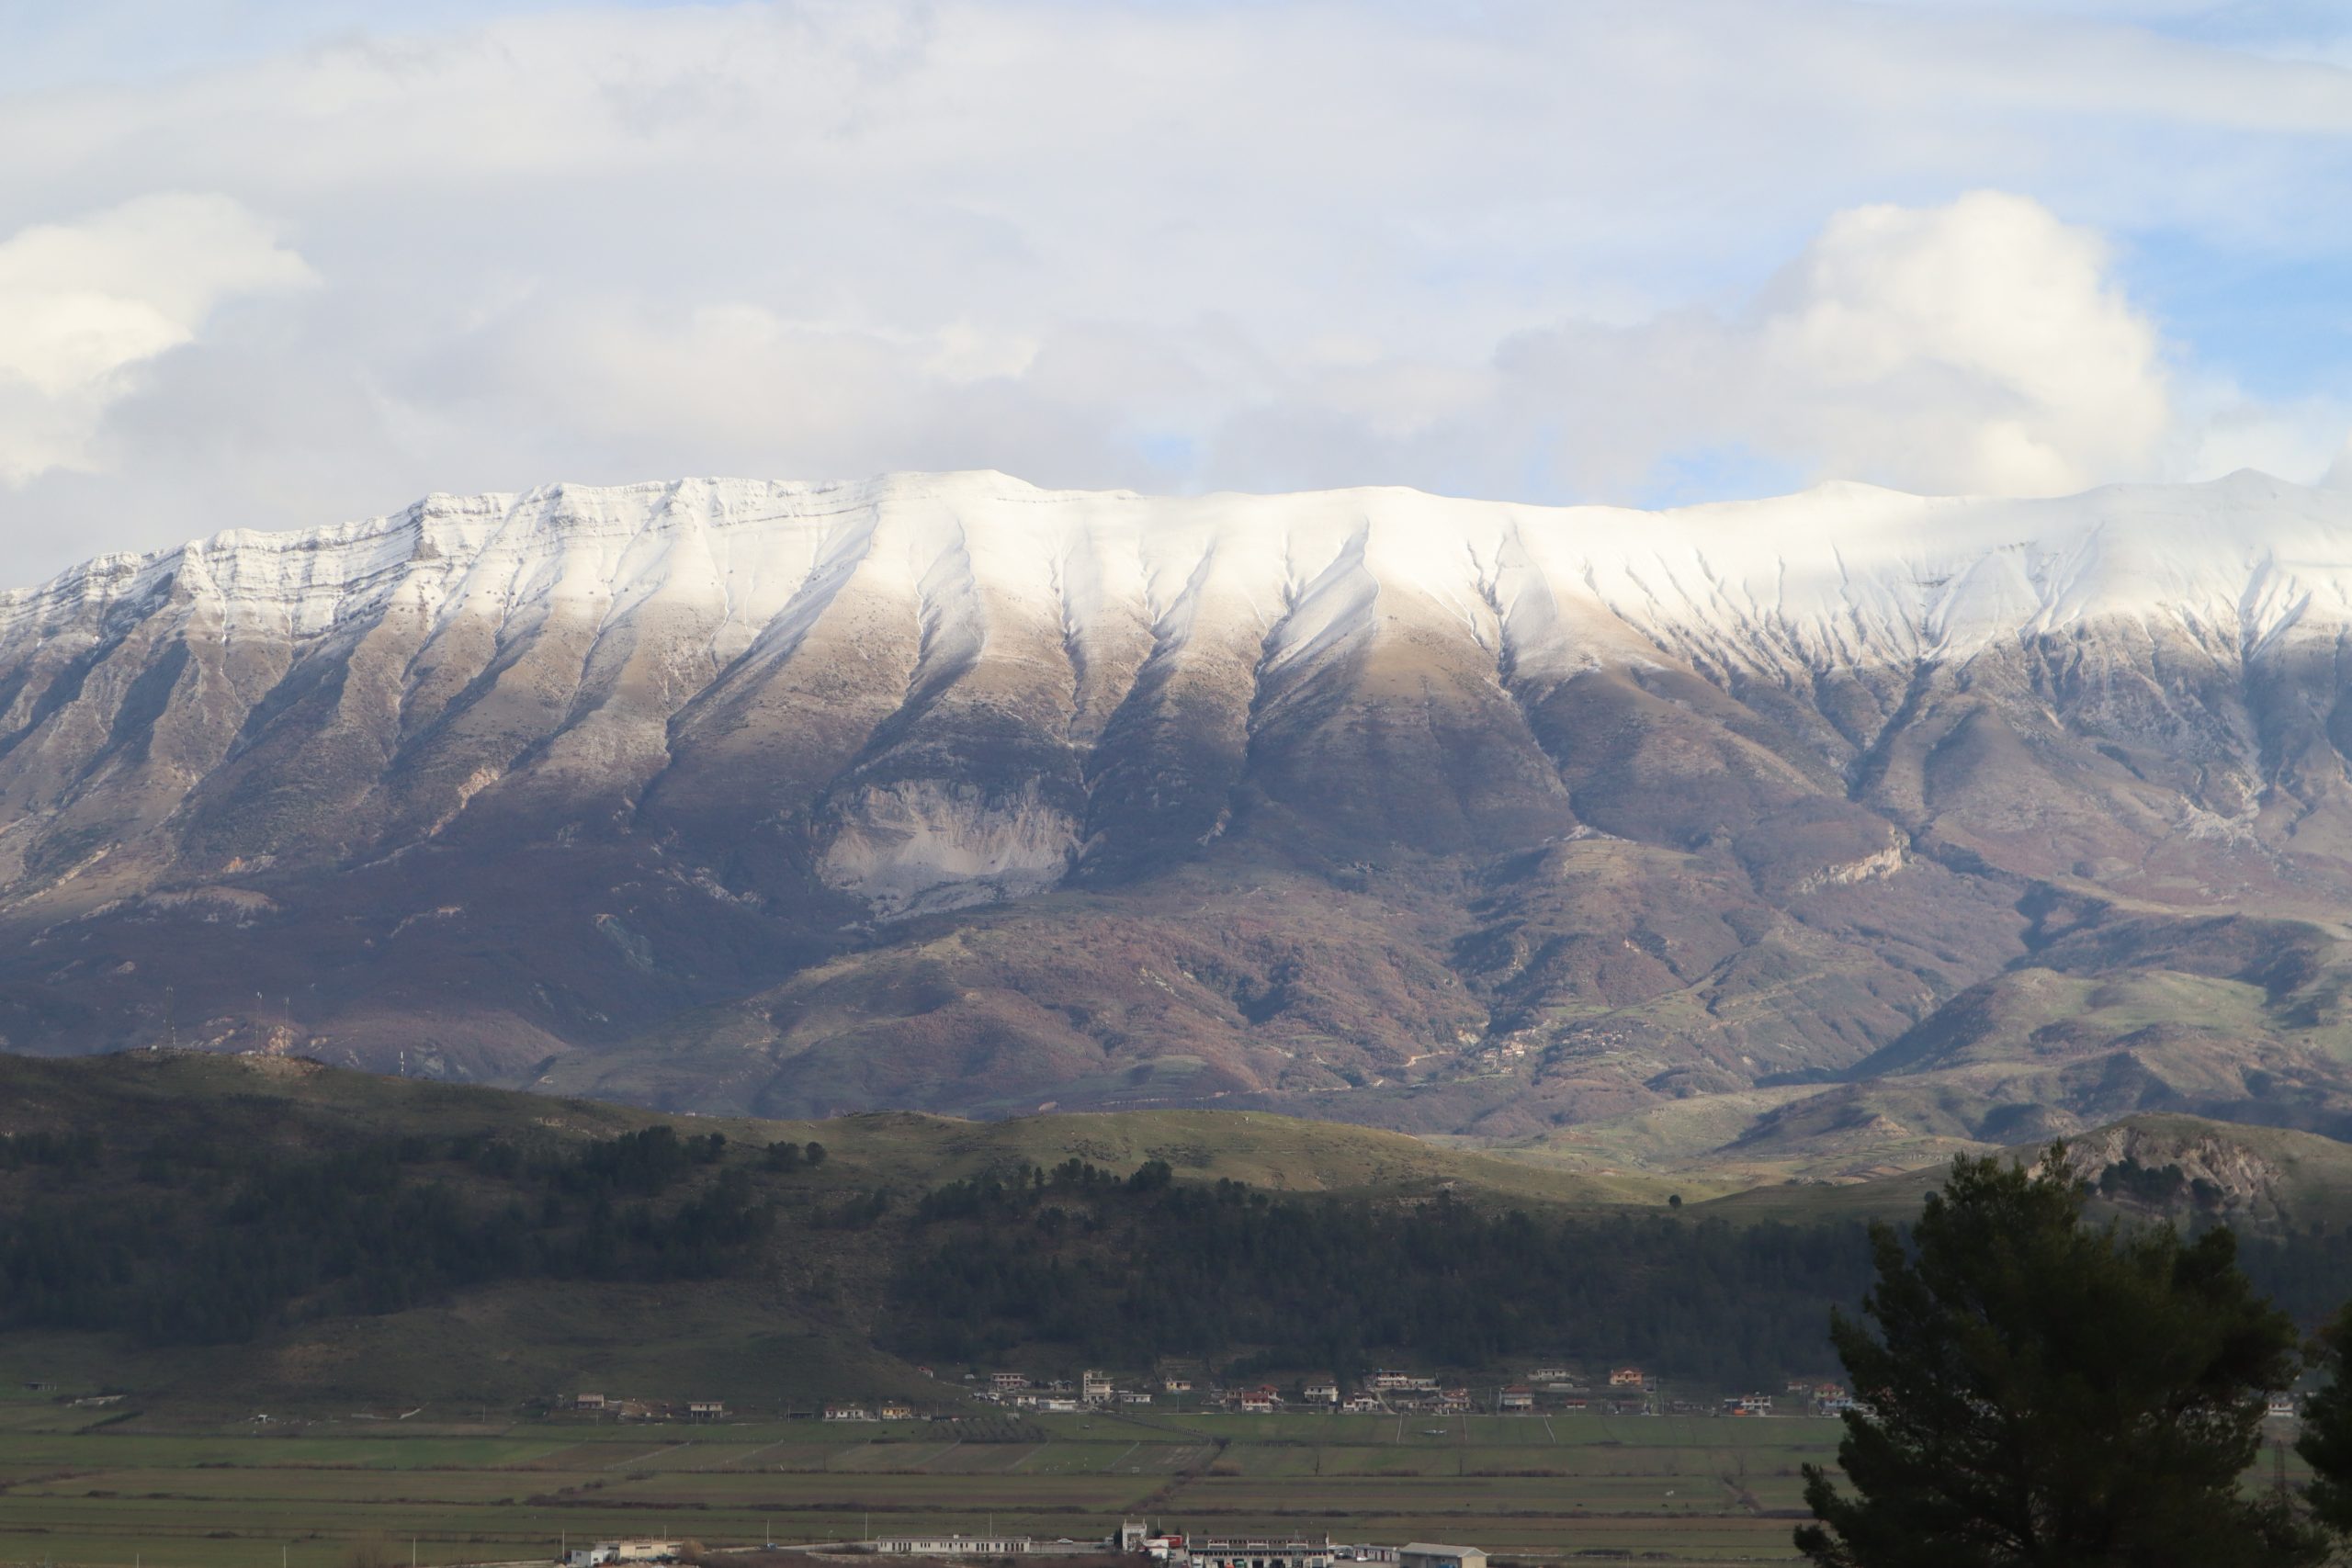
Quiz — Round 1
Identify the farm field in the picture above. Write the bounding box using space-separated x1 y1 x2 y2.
0 1406 1900 1566
0 1401 2319 1566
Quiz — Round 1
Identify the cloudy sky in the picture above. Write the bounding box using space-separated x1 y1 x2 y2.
0 0 2348 582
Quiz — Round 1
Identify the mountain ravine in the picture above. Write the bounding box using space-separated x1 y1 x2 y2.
13 468 2352 1163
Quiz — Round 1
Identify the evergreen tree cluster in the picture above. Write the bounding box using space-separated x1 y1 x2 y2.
888 1168 1875 1387
2097 1153 2224 1208
0 1123 792 1346
561 1124 728 1197
0 1130 101 1172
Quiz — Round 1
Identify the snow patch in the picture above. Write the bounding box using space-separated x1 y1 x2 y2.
8 472 2352 690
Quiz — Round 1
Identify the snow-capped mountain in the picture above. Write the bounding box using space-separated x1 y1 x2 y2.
12 469 2352 1157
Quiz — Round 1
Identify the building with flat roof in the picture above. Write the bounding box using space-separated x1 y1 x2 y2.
875 1537 1030 1556
1399 1545 1486 1568
1189 1536 1334 1568
567 1542 681 1566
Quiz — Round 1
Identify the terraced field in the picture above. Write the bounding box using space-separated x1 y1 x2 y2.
0 1404 2312 1567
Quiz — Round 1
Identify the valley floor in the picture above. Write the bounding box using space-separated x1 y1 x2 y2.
0 1398 1905 1566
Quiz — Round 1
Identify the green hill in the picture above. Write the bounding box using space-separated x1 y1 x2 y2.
0 1053 1687 1418
6 1053 2352 1423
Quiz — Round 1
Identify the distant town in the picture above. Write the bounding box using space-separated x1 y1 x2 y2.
567 1364 2320 1429
569 1362 1881 1424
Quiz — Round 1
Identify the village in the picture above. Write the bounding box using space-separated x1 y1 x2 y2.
892 1362 1866 1421
565 1363 1871 1426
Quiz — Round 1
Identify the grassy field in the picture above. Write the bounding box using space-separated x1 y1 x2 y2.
0 1403 2302 1567
0 1403 1931 1567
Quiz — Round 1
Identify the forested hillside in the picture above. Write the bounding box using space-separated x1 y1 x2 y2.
1 1053 2349 1410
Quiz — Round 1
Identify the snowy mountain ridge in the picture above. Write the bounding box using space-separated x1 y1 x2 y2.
16 468 2351 682
13 468 2352 1148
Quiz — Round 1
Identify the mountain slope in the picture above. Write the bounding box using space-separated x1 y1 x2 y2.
10 470 2352 1141
1702 1111 2352 1236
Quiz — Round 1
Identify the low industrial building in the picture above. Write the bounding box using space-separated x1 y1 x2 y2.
1399 1545 1486 1568
1187 1536 1335 1568
875 1537 1032 1556
566 1542 680 1566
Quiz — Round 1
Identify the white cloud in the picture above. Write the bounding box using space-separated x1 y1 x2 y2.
1205 191 2185 501
2324 436 2352 490
0 194 312 483
1749 190 2172 495
0 2 2346 579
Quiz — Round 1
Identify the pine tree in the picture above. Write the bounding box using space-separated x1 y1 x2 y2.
1797 1147 2324 1568
2295 1303 2352 1532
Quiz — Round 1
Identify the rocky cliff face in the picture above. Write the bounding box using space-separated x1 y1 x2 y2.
10 469 2352 1146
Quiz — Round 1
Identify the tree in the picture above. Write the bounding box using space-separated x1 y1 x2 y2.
1797 1147 2324 1568
2297 1304 2352 1530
